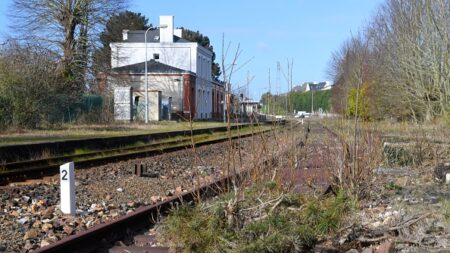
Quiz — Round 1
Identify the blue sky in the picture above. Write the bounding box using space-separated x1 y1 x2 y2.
0 0 383 99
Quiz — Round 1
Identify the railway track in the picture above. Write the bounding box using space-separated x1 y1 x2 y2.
25 120 337 253
0 124 259 163
33 169 236 253
0 125 274 185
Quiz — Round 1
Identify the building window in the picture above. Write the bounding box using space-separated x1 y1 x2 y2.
153 53 159 60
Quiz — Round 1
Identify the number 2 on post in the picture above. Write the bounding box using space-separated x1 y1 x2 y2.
61 170 68 180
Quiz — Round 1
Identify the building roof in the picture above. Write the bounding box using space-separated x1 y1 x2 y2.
111 59 193 75
124 29 191 43
309 82 327 91
291 84 306 92
290 81 334 93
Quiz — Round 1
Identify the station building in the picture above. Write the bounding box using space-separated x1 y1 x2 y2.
108 15 223 121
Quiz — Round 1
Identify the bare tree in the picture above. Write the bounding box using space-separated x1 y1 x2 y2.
9 0 127 89
329 0 449 122
369 0 449 121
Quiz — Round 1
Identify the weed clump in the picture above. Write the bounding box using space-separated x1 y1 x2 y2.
160 183 355 252
163 204 230 252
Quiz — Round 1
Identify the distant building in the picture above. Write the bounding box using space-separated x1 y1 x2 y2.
292 81 333 92
239 98 261 116
108 15 218 120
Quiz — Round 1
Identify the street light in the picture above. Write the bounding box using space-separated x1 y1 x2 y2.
144 25 168 123
144 27 152 124
174 78 182 114
311 88 314 114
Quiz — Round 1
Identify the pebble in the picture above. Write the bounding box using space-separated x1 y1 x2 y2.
18 217 29 225
24 240 34 250
63 226 74 235
150 196 161 203
88 204 97 213
361 247 373 253
22 196 30 203
10 210 19 217
41 223 53 232
86 219 94 228
376 241 394 253
31 204 40 213
40 239 52 247
23 229 39 240
33 220 42 228
42 207 54 219
0 137 258 252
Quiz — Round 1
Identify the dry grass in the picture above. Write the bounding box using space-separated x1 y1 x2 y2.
322 118 450 251
325 118 450 144
158 120 358 252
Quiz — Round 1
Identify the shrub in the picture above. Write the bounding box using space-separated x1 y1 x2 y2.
346 86 369 119
0 96 12 130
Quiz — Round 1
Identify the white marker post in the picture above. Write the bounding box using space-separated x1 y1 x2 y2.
60 162 76 215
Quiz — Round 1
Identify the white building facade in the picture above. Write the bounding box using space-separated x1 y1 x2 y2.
110 16 214 119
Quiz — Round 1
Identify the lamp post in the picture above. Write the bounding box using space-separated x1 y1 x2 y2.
221 100 225 123
144 27 152 124
311 89 314 115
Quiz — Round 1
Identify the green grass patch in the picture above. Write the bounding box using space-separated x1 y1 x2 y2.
384 182 403 193
73 148 91 155
160 182 356 252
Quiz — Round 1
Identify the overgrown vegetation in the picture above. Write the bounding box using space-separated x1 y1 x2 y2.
0 43 105 128
329 0 449 122
0 0 128 129
161 183 355 253
156 118 368 252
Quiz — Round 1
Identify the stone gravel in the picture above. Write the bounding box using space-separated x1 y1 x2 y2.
0 134 270 252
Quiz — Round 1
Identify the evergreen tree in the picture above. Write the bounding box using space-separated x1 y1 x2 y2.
95 11 151 71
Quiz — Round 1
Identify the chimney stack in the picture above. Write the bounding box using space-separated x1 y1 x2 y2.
122 29 129 41
159 16 174 43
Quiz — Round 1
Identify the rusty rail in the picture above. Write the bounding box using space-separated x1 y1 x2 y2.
34 173 234 253
33 120 329 253
0 127 272 185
